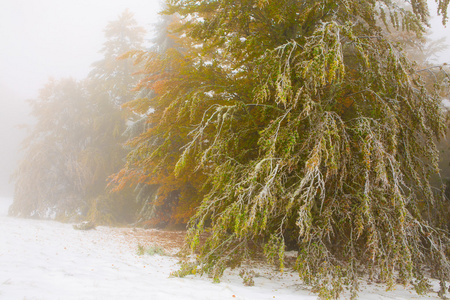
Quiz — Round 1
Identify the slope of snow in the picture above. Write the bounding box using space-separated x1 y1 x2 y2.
0 197 444 299
0 208 313 299
0 197 11 216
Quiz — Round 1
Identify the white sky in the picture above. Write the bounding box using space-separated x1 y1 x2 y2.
0 0 162 100
428 2 450 64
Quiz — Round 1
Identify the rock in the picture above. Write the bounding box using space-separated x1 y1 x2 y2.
73 221 96 230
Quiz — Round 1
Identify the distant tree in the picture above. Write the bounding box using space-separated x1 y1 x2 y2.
89 9 146 106
10 79 91 219
11 11 146 224
82 10 146 224
111 12 208 228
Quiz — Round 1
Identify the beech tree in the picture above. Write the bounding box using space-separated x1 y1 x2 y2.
121 0 450 298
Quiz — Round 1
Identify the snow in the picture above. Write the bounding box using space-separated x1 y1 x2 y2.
442 98 450 110
0 197 444 299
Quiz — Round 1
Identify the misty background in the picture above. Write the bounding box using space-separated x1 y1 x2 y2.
0 0 162 199
0 0 449 200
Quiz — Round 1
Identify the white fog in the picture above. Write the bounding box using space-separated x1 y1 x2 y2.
1 1 450 299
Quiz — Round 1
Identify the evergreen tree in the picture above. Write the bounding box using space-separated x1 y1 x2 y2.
89 9 146 106
82 10 146 224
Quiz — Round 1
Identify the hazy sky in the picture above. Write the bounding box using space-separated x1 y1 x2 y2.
0 0 162 99
0 0 449 197
428 2 450 63
0 0 162 196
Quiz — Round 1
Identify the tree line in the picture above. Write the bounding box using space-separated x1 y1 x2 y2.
10 1 450 298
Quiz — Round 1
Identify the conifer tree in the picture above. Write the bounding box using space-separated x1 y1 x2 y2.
90 9 146 106
82 10 146 224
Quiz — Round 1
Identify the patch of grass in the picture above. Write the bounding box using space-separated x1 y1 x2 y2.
136 244 145 256
239 269 257 286
170 261 199 278
136 243 166 256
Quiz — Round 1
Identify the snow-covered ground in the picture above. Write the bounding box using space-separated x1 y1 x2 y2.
0 197 443 299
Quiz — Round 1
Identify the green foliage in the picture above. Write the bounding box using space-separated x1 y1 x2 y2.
239 269 256 286
412 276 432 295
136 243 167 256
148 244 166 256
123 0 450 298
170 261 199 278
137 244 146 255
